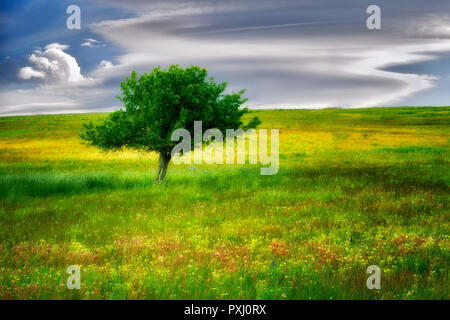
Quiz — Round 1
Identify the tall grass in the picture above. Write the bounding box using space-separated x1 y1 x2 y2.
0 107 449 299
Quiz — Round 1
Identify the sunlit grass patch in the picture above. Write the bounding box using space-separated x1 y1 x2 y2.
0 107 449 299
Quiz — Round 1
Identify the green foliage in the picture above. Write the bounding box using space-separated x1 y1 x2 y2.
80 65 260 154
0 107 449 299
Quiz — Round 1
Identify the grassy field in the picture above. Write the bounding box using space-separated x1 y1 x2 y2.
0 107 449 299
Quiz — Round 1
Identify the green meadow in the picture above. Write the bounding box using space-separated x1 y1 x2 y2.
0 107 448 299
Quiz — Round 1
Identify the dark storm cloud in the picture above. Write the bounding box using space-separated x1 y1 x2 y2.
382 51 450 77
88 0 450 109
2 0 450 115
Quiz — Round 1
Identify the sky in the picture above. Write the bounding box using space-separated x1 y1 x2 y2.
1 0 450 116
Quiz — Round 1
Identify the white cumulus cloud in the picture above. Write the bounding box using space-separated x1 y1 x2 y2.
99 60 114 69
81 38 101 47
18 67 45 79
18 43 87 83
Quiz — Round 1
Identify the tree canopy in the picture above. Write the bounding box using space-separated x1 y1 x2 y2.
80 65 260 182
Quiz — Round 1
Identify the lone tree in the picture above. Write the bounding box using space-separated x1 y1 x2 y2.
80 65 260 183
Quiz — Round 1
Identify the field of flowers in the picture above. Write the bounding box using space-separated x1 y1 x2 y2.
0 107 448 299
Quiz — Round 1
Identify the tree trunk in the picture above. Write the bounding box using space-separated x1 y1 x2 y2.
156 152 171 183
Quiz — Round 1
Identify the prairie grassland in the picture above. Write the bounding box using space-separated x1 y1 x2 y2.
0 107 449 299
